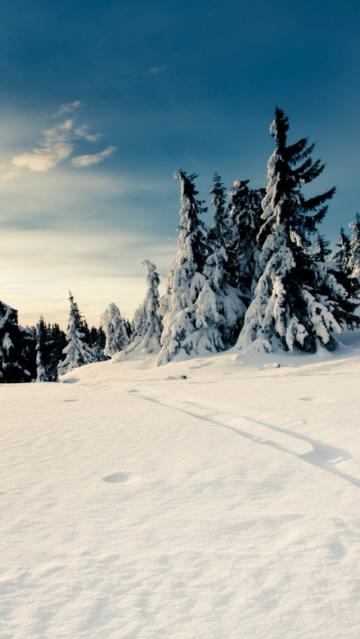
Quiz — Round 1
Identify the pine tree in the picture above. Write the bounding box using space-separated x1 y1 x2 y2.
313 233 331 263
227 179 264 295
58 292 95 375
47 323 66 381
101 303 129 357
199 176 248 347
92 326 108 361
125 260 162 355
35 318 48 382
0 301 34 383
157 171 209 364
348 213 360 280
208 173 232 249
238 107 357 354
194 247 246 351
332 227 351 274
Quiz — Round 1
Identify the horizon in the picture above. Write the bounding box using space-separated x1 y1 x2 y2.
1 0 359 328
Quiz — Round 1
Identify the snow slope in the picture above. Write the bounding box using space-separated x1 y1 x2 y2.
2 334 360 638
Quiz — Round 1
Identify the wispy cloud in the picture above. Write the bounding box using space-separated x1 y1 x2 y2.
0 102 115 180
148 64 167 76
11 118 74 174
74 123 102 142
72 145 116 168
52 100 82 117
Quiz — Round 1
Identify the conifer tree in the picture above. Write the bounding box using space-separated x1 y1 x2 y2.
348 213 360 280
47 323 66 381
125 260 162 355
157 171 209 364
313 234 331 263
0 301 33 383
194 247 246 350
35 318 48 382
200 176 248 347
208 173 232 249
227 179 264 295
238 108 357 354
58 292 95 375
101 303 129 357
332 227 351 274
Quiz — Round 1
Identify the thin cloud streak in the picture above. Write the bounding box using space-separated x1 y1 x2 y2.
72 145 117 168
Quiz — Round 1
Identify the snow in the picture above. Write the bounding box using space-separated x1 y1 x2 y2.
2 333 360 637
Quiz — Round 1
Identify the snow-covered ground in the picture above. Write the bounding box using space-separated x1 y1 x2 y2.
2 333 360 638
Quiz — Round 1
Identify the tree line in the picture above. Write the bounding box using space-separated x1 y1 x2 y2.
1 107 360 382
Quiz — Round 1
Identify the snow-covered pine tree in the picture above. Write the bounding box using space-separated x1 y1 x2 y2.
193 247 247 350
348 213 360 280
237 107 357 354
313 233 331 263
156 171 210 365
197 175 247 348
227 179 264 296
0 301 33 383
35 318 48 382
332 227 351 274
331 226 360 300
125 260 162 355
208 173 232 249
101 303 129 357
46 323 66 381
58 292 95 376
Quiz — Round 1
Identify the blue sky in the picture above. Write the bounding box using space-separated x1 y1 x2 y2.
0 0 359 326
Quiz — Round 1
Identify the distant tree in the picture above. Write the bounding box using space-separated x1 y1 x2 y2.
123 318 133 340
194 247 246 350
0 301 34 383
101 303 129 356
227 179 264 297
58 292 95 375
125 260 162 355
332 227 351 274
35 318 48 382
348 213 360 280
313 233 331 263
46 323 66 381
208 173 232 249
157 171 209 364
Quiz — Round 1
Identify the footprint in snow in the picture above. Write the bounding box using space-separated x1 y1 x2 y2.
103 472 140 485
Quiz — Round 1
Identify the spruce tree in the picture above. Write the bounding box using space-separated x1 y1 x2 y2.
157 171 209 364
47 323 66 381
208 173 232 249
313 234 331 263
348 213 360 280
227 179 264 296
101 303 129 356
332 227 351 274
0 301 34 383
125 260 162 355
194 247 246 350
35 318 48 382
200 176 248 347
58 292 95 375
238 107 357 354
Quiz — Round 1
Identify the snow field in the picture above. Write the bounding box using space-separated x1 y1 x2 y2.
1 342 360 637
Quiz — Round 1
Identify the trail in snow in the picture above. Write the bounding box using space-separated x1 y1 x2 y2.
132 390 360 490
